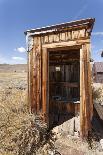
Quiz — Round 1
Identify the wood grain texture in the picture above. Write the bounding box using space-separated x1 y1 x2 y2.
80 44 93 138
42 48 48 121
28 50 31 112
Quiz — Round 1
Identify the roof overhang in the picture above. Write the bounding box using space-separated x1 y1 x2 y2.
24 18 95 36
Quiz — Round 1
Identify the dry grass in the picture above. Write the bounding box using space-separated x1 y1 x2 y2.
93 83 103 103
0 72 29 154
0 72 54 155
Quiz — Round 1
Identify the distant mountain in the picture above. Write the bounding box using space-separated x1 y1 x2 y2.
0 64 27 73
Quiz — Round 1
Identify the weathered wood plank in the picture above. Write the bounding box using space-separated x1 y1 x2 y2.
42 48 48 121
42 39 90 49
87 44 93 121
80 47 84 137
30 48 36 113
80 44 92 138
28 50 31 112
32 42 37 113
49 82 79 88
36 37 42 112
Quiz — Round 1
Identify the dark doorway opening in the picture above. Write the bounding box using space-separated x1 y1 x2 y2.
48 49 80 128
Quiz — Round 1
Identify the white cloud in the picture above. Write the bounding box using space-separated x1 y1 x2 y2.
12 57 25 60
14 47 26 53
73 4 88 20
0 53 26 64
92 32 103 36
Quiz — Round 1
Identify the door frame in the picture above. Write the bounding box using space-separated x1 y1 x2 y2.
42 41 92 137
42 43 81 126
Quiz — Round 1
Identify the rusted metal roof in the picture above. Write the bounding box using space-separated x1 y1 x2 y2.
24 18 95 35
94 62 103 73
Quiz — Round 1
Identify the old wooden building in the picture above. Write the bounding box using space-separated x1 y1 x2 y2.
93 62 103 83
25 18 95 137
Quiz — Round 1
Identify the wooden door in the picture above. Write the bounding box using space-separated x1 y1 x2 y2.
49 50 80 127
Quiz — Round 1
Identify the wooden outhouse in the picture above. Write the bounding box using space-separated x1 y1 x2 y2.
25 18 95 137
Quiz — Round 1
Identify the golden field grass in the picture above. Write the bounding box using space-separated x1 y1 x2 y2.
0 72 29 154
0 72 51 155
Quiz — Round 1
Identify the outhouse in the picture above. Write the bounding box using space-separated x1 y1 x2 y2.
25 18 95 137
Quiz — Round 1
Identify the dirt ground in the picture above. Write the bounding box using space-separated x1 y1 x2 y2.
0 71 103 155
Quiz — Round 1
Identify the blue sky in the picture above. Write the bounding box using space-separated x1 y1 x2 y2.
0 0 103 64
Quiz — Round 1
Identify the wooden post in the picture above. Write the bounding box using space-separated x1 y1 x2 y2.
80 47 84 136
36 37 42 113
32 44 37 113
29 37 42 114
42 48 48 121
80 43 93 138
87 43 93 123
28 50 31 112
